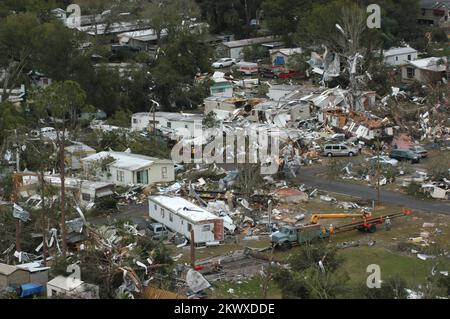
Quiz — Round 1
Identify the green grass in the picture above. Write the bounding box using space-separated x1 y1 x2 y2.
170 237 273 265
208 276 282 299
338 247 437 287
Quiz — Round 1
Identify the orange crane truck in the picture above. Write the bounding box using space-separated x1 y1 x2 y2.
271 209 411 250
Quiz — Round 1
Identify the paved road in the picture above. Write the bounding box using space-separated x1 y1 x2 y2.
296 166 450 215
88 166 450 226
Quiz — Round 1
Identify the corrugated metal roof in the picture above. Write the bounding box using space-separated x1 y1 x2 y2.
408 57 447 72
383 46 417 57
222 36 275 48
82 151 173 171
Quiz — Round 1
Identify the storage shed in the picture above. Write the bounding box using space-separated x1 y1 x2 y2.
0 264 31 287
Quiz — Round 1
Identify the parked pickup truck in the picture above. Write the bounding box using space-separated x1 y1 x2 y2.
409 145 428 158
148 223 169 240
390 149 420 164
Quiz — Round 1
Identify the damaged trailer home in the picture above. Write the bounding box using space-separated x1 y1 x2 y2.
148 196 224 246
319 109 394 141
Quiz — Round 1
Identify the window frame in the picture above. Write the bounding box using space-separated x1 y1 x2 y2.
117 170 125 182
161 166 168 179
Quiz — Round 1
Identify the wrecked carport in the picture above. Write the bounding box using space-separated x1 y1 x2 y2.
192 249 278 283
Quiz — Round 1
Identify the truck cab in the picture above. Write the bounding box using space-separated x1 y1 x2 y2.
148 223 169 240
270 226 299 250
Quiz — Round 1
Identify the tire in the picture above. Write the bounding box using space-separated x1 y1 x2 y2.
367 224 377 233
273 75 278 79
281 241 292 251
327 153 333 157
219 64 223 68
348 152 354 157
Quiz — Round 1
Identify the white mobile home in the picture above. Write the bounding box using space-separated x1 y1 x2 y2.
383 46 418 66
82 151 175 187
65 143 96 170
131 112 203 139
401 56 447 84
216 36 276 60
148 196 224 246
44 176 114 208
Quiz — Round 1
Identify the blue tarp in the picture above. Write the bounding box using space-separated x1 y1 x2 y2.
20 283 45 298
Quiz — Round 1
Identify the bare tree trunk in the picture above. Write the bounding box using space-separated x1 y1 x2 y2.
59 129 67 257
2 56 29 102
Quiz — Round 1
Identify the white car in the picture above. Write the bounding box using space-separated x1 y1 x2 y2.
212 58 236 68
368 156 398 167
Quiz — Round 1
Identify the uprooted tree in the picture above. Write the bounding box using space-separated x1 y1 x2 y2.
272 243 349 299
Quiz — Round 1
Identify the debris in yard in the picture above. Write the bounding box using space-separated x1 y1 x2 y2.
186 269 211 293
318 260 325 273
12 203 31 222
338 241 360 249
417 254 436 261
406 289 424 299
272 188 309 203
338 202 360 210
176 240 188 248
243 236 259 241
320 195 337 203
420 232 430 239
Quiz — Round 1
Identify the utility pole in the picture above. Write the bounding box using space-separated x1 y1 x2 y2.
11 130 22 254
244 0 249 27
39 171 48 266
267 200 272 233
150 99 159 138
14 129 20 173
12 174 21 253
375 140 381 206
190 229 195 268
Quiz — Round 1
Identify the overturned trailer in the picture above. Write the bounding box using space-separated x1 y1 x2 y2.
148 195 224 246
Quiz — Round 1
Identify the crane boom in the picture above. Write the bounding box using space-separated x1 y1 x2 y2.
309 212 370 224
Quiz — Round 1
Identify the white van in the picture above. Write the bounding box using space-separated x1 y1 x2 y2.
236 61 258 75
30 127 57 140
